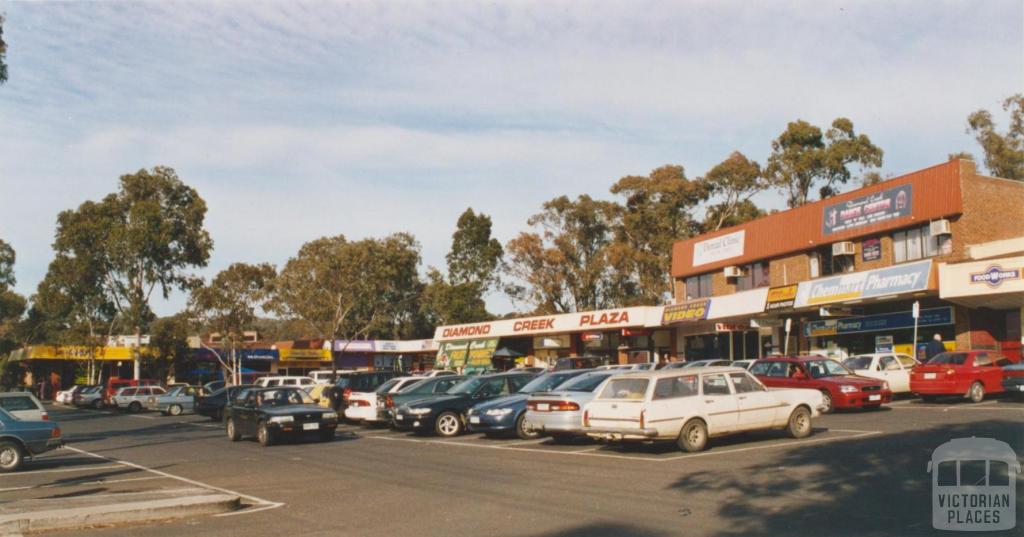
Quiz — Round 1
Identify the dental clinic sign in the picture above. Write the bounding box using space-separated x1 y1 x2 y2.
794 260 932 308
692 230 745 267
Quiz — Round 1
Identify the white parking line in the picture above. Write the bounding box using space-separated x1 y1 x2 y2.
0 464 123 477
659 431 882 461
64 446 283 515
889 405 1023 412
0 475 166 493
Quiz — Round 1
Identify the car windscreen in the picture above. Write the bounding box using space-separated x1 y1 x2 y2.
447 377 487 395
517 372 582 394
927 352 968 365
0 396 40 411
806 360 851 378
597 378 649 400
843 357 874 370
256 388 314 406
374 379 401 394
558 372 614 392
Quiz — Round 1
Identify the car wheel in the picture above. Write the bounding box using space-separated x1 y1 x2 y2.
677 419 708 453
128 401 142 413
515 413 540 440
967 382 985 403
226 419 241 442
257 422 274 447
434 412 462 437
169 404 183 416
819 390 834 414
0 441 24 473
786 406 813 439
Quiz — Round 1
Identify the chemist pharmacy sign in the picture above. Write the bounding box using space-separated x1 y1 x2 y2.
794 260 932 308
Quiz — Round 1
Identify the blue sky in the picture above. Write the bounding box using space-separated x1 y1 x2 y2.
1 0 1021 317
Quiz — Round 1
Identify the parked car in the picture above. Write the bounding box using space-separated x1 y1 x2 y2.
1002 362 1024 397
148 385 199 416
195 385 254 421
384 375 466 423
55 385 88 405
663 359 733 370
225 387 338 446
0 392 48 421
582 367 824 452
203 380 225 394
330 371 401 413
554 356 609 370
842 353 920 394
910 351 1016 403
109 386 167 413
72 385 105 409
750 356 892 413
414 370 459 378
344 376 424 424
103 378 158 405
393 372 536 437
523 370 630 442
596 364 657 371
255 376 317 389
0 407 63 472
467 369 591 439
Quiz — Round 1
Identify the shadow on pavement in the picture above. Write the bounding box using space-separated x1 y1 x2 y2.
523 522 673 537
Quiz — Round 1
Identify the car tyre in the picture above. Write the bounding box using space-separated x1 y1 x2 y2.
128 401 142 413
786 406 813 439
434 411 462 437
967 382 985 403
257 422 274 447
677 419 708 453
819 390 834 414
226 418 241 442
0 441 23 473
169 404 183 416
515 413 540 440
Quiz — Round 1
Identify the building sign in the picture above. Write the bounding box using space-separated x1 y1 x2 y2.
437 341 470 368
581 332 603 342
692 230 745 267
279 348 332 362
875 335 894 353
434 306 659 341
467 338 499 366
804 306 954 337
533 335 570 349
970 264 1022 289
715 323 747 332
794 260 932 308
764 284 798 312
822 183 912 235
21 345 143 362
862 238 882 262
662 300 710 324
332 340 376 353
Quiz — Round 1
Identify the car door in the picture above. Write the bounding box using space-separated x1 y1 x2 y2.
647 374 699 435
699 373 738 435
894 354 918 392
972 353 1003 391
235 390 258 435
728 372 779 430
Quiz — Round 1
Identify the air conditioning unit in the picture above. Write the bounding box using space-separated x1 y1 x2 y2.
832 241 856 256
723 266 743 278
930 219 951 236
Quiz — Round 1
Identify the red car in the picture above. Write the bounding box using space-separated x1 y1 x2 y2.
910 351 1016 403
750 356 893 413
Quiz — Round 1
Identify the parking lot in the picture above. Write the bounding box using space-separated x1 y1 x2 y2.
6 397 1020 537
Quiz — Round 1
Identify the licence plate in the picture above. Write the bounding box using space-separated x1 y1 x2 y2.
1019 386 1024 392
868 394 881 401
469 416 480 424
537 403 550 411
396 414 403 421
924 373 936 379
302 422 319 431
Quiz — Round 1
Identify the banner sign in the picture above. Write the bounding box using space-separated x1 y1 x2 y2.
434 306 659 341
823 183 912 235
662 300 711 324
22 345 145 362
804 306 953 337
467 338 498 367
692 230 745 267
862 238 882 262
764 284 798 312
715 323 747 332
794 260 931 308
437 341 470 368
279 348 332 362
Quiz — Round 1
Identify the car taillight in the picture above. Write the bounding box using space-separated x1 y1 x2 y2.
41 413 49 421
52 427 61 438
946 369 956 375
343 388 352 402
386 395 394 409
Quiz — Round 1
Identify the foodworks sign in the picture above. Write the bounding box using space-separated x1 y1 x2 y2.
794 260 932 308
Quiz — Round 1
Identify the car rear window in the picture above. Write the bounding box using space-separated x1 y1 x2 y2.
928 352 968 365
598 378 649 400
0 396 40 411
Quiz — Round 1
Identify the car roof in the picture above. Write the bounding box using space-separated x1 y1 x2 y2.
756 356 834 362
607 366 748 380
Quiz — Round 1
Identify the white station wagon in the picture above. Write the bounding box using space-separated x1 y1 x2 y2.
583 366 825 452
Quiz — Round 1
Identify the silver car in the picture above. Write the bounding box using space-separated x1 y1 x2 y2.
110 386 166 413
147 385 198 416
522 370 627 443
0 392 48 421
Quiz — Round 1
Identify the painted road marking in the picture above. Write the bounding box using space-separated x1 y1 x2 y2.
659 431 882 461
0 475 167 493
0 464 123 477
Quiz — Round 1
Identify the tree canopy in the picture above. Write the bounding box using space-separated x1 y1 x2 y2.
699 152 766 232
0 15 7 84
967 94 1024 180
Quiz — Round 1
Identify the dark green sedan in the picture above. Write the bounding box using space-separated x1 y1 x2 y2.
225 387 338 447
0 407 63 472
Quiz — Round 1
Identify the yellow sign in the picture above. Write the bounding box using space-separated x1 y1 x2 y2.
662 300 710 324
278 348 332 362
24 345 145 361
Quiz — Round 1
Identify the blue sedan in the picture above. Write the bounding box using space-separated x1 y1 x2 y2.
467 369 591 439
0 407 63 472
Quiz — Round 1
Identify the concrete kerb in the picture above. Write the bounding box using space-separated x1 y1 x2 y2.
0 487 240 535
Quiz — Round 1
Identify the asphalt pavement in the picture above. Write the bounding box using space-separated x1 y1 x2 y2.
12 397 1024 537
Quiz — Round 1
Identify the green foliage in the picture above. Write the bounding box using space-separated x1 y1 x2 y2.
701 199 765 233
149 314 191 381
699 152 765 232
966 94 1024 180
0 239 25 347
0 15 7 84
419 268 490 326
446 208 504 291
189 262 276 348
0 239 13 288
32 248 118 345
765 118 884 207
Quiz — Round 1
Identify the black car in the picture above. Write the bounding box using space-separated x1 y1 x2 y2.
226 387 338 447
392 372 536 437
196 384 254 421
327 371 401 413
384 375 466 423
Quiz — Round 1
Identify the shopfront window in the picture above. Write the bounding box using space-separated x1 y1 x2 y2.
893 224 945 263
684 273 714 299
736 262 770 291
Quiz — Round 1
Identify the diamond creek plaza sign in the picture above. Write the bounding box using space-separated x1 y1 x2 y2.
793 260 932 308
433 307 660 342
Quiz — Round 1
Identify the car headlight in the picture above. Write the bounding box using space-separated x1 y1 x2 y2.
408 408 432 415
839 385 858 393
322 412 338 420
268 416 294 423
484 408 514 417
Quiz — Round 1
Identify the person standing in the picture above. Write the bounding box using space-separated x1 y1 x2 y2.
924 333 946 361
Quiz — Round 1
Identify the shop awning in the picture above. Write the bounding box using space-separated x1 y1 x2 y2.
939 256 1024 309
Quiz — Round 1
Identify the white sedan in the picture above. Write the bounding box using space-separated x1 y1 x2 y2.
344 376 424 423
842 353 919 394
582 367 825 452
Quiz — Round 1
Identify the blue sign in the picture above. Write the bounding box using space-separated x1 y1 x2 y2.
193 348 278 362
805 306 954 337
970 265 1022 288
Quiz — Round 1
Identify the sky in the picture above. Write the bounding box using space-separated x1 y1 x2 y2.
1 0 1022 318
